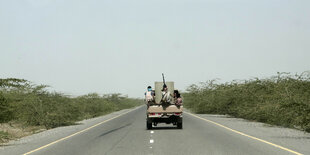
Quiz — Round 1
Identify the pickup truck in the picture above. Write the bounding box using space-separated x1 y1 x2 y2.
146 82 183 129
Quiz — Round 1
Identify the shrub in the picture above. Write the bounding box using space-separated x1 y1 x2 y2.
0 78 143 129
184 72 310 132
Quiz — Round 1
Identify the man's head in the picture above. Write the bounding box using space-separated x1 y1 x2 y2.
174 90 180 98
147 86 152 91
162 84 168 91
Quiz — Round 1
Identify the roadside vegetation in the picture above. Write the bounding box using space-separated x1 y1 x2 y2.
0 78 143 143
183 72 310 132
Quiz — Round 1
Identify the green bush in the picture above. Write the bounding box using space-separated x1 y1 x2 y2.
0 92 12 123
184 72 310 132
0 78 143 129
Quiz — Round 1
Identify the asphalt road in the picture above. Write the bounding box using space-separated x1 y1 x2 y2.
1 106 308 155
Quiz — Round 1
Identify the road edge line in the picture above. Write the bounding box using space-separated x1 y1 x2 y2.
23 106 142 155
185 112 303 155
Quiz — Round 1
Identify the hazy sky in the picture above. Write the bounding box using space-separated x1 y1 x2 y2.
1 0 309 97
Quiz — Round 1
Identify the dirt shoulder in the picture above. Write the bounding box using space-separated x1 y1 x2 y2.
0 123 45 145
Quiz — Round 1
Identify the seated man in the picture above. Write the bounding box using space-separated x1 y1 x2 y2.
173 90 183 106
145 86 155 104
161 84 172 104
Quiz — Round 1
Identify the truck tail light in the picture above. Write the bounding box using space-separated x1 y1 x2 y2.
158 113 161 115
150 113 155 115
175 113 181 115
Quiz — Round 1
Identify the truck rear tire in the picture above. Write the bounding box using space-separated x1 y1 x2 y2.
147 121 152 129
177 122 182 129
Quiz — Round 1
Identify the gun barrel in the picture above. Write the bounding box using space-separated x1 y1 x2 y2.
162 73 166 85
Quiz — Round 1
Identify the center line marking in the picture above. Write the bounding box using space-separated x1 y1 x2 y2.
150 139 154 143
150 131 154 134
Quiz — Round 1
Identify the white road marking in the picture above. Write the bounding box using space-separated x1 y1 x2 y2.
150 147 152 149
150 139 154 143
185 112 304 155
150 131 154 134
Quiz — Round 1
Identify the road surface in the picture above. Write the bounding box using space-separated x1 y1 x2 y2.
0 106 309 155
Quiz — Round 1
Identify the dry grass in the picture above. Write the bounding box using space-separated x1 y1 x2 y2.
0 122 45 145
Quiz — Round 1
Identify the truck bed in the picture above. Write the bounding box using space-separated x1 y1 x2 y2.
147 105 183 113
